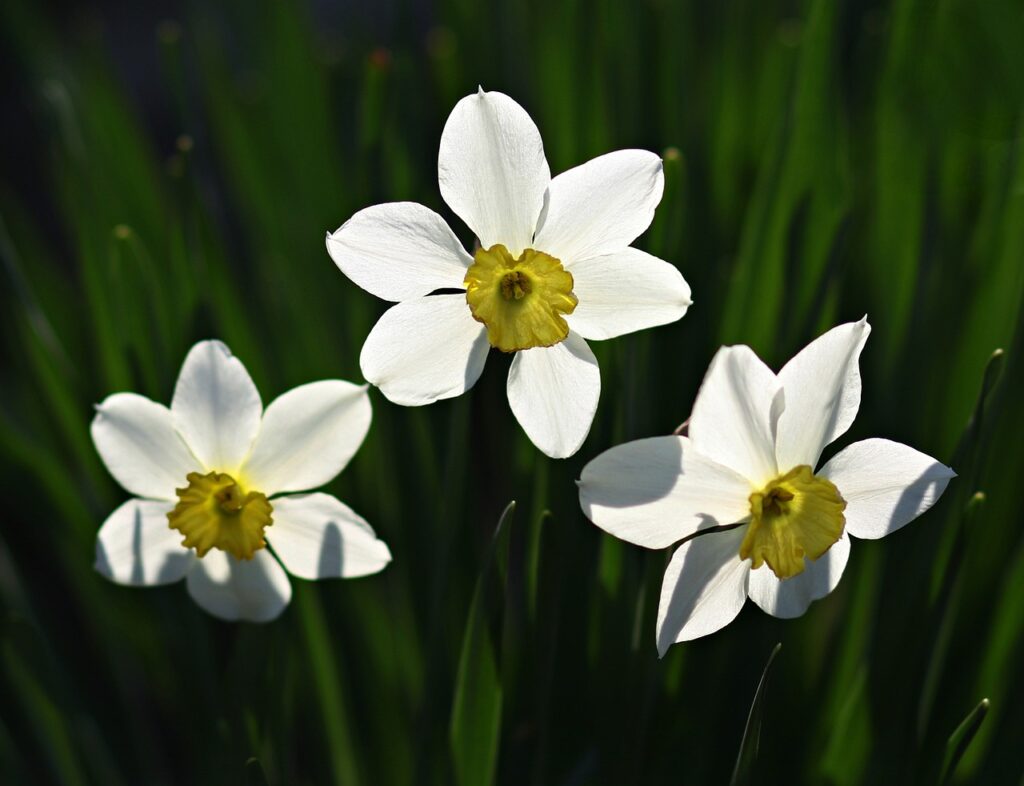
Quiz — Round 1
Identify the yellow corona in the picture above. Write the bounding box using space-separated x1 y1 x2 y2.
464 244 578 352
168 471 273 560
740 465 846 579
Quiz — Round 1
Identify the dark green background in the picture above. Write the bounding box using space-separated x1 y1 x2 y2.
1 0 1022 783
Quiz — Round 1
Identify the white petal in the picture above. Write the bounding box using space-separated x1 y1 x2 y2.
506 332 600 459
242 381 371 495
747 531 851 618
268 493 391 580
438 89 550 256
326 202 473 301
171 340 262 473
185 550 292 622
819 438 955 540
579 436 753 549
533 150 664 263
94 498 193 586
775 319 871 471
564 248 691 340
359 294 489 406
91 393 201 500
688 345 783 485
656 527 749 654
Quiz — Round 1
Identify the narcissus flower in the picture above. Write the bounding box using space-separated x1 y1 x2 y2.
578 320 954 654
92 340 391 622
327 88 691 458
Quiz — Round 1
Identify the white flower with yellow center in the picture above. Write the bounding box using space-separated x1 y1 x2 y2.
327 88 691 458
91 340 391 622
578 320 955 654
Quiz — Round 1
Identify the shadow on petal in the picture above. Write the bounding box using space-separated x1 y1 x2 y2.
132 506 144 585
95 501 191 586
883 466 954 538
95 538 113 579
317 520 343 578
465 329 490 389
656 519 747 655
583 436 684 509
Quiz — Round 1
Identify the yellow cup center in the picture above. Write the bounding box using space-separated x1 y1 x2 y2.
464 244 578 352
167 471 273 560
739 465 846 579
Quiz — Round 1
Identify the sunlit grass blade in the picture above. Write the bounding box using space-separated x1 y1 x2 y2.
928 347 1006 606
949 348 1006 487
244 757 270 786
296 590 362 786
105 225 172 396
815 547 882 785
938 699 989 786
718 0 847 356
648 147 686 264
730 642 782 786
960 538 1024 776
449 501 515 786
523 507 563 785
1 637 87 786
916 491 986 744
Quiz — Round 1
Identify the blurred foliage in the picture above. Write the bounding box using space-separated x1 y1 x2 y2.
1 0 1023 783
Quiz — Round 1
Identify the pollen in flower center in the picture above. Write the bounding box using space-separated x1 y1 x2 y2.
500 270 531 300
739 465 846 579
464 244 578 352
167 471 273 560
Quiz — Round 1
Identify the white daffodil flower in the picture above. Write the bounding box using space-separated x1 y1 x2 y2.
91 340 391 622
327 88 691 459
578 319 955 655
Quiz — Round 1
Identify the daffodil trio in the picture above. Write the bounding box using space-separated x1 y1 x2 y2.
93 89 952 649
